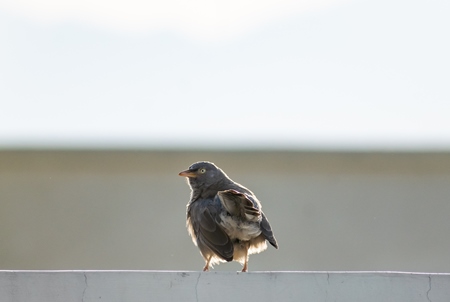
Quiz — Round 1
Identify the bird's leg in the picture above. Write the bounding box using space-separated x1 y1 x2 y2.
241 242 250 272
203 256 212 271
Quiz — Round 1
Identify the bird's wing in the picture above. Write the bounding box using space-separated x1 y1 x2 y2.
194 206 234 261
217 189 261 221
218 189 278 249
260 211 279 249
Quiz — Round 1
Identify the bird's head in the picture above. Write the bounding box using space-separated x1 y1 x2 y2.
179 161 230 195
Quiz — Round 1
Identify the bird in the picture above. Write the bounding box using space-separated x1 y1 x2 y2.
179 161 278 272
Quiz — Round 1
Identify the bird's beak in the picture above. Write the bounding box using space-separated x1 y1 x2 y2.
178 169 197 178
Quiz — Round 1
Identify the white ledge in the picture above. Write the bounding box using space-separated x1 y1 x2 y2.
1 271 450 302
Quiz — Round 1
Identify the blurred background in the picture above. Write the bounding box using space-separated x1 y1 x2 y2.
1 0 449 272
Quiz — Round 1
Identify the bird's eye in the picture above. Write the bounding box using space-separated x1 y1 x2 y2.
199 168 206 174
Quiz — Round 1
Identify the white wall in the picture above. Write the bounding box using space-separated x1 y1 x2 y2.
1 271 450 302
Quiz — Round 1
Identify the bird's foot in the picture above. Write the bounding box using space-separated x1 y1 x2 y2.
241 264 248 272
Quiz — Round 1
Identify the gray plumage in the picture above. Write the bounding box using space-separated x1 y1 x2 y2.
179 161 278 272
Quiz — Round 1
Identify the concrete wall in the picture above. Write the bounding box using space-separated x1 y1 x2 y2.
1 150 450 272
1 271 450 302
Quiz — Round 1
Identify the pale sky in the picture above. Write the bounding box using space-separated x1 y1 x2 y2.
1 0 449 149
